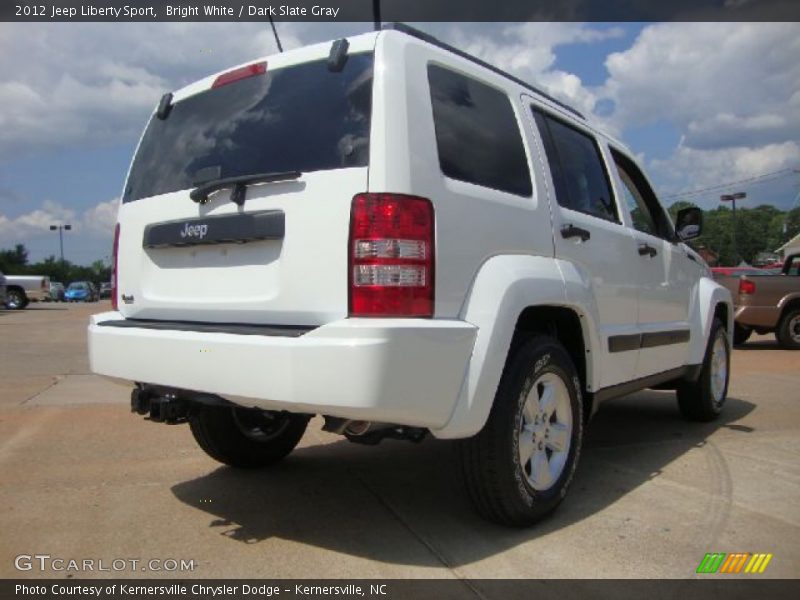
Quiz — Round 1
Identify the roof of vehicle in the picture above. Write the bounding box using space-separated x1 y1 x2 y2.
383 23 584 120
162 24 629 157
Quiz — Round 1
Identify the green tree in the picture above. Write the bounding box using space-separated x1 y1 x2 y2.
0 243 29 273
670 203 797 266
782 207 800 243
0 244 111 285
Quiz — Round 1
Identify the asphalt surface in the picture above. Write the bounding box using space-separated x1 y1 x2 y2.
1 302 798 579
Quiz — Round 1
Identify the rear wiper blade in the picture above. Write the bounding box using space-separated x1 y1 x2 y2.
190 171 302 206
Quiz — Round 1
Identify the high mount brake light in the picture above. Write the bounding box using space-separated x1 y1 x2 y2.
212 62 267 89
349 193 435 317
111 223 120 311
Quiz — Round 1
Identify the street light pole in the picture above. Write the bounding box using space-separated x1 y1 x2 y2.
720 192 747 265
49 224 72 264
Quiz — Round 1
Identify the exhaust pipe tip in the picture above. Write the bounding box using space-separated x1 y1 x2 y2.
344 420 372 436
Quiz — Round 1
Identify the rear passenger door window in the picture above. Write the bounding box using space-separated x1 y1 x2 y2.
533 109 617 222
428 65 532 197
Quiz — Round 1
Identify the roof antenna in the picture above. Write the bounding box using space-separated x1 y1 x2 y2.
372 0 381 31
268 14 284 52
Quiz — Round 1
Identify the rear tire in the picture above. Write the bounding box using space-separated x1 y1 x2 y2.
677 318 729 421
775 308 800 350
733 323 751 346
459 336 583 526
189 406 309 468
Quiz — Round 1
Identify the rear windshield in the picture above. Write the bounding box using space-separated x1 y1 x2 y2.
123 53 374 203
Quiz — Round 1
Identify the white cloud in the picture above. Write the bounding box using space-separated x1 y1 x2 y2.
650 141 800 204
599 22 800 198
602 22 800 150
81 198 120 237
443 23 624 123
0 198 118 243
0 22 303 161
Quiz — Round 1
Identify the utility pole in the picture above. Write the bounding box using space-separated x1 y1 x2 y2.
720 192 746 265
49 224 72 264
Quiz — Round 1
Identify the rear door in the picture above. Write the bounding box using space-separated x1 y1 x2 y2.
117 44 376 326
529 105 641 389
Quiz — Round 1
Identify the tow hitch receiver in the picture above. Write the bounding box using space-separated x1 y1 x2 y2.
131 387 189 424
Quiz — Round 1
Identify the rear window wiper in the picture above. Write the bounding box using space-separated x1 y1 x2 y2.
190 171 302 206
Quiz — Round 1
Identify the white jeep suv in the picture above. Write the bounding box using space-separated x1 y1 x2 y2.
89 24 733 526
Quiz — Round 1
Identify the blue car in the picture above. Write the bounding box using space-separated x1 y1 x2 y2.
65 281 97 302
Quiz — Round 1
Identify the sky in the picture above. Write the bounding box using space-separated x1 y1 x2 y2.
0 21 799 264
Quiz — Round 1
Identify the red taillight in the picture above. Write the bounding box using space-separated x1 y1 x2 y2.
739 278 756 295
111 223 120 311
211 62 266 89
349 193 435 317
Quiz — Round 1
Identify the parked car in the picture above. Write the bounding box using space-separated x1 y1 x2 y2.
714 253 800 347
760 261 786 270
99 282 112 299
711 266 770 277
0 269 7 308
88 24 733 526
49 281 66 302
65 281 97 302
3 274 51 309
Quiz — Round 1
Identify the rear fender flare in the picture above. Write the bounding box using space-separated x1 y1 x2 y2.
431 255 596 439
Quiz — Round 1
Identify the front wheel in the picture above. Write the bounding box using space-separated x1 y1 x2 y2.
677 318 729 421
189 406 309 468
5 289 27 310
775 308 800 350
459 336 583 526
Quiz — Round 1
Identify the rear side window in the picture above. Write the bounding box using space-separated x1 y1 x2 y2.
533 109 617 222
123 53 374 203
428 65 532 197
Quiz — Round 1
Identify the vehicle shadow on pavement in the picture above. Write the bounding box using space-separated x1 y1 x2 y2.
171 391 754 567
734 340 783 350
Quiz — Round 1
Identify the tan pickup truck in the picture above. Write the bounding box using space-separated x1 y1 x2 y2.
714 253 800 348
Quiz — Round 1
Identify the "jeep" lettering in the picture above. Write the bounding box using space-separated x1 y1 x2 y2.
180 223 208 239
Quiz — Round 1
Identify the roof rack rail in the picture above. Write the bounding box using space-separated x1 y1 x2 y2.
382 23 585 121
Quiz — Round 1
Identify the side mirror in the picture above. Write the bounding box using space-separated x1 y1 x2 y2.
675 207 703 242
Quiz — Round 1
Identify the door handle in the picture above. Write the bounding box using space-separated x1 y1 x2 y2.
638 243 658 257
561 224 591 242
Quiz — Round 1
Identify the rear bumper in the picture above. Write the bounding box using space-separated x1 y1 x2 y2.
735 305 779 329
88 312 476 430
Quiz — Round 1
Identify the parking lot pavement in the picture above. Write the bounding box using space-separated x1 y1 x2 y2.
1 303 798 580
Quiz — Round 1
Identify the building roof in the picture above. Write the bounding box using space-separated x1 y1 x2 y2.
777 231 800 253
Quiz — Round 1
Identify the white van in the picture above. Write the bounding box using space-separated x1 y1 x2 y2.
89 24 732 525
